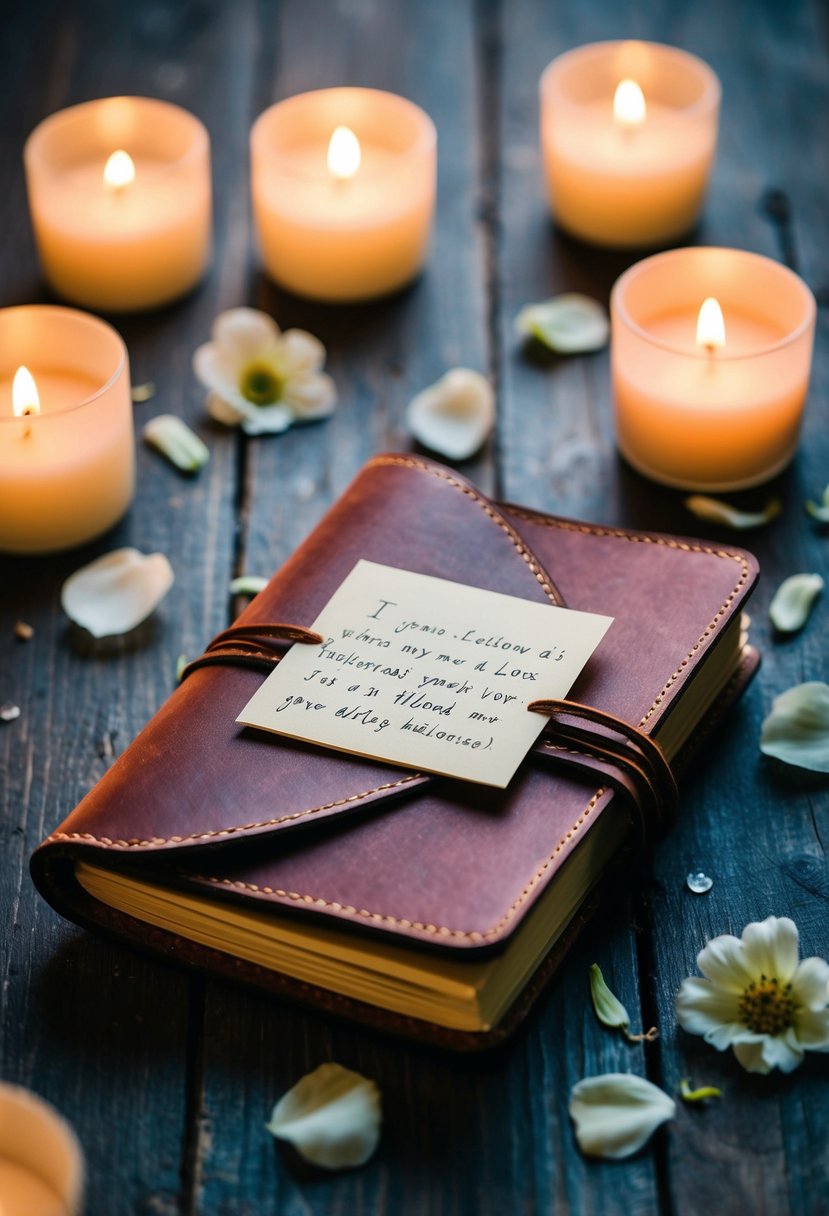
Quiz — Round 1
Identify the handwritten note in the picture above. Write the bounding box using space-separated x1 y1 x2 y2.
237 561 613 788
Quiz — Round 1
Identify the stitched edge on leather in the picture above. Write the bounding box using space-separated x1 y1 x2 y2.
194 785 608 942
47 773 424 848
504 506 753 728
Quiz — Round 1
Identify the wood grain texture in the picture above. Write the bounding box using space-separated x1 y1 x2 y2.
0 0 827 1213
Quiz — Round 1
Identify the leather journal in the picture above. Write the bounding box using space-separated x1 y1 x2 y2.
31 454 760 1049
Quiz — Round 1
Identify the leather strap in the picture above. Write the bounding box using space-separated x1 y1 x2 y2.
181 624 678 844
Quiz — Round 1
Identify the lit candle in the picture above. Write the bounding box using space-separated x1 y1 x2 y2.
540 41 720 247
0 306 134 553
0 1083 84 1215
251 87 436 302
24 97 212 312
610 247 816 490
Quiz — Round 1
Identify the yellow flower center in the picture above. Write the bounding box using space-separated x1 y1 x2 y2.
240 362 283 406
738 975 794 1035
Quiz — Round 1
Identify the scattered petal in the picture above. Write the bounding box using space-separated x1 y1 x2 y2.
229 576 269 596
760 682 829 772
1 702 21 722
407 368 495 461
143 414 210 473
769 573 823 633
131 381 156 403
515 294 609 354
569 1074 675 1160
677 915 829 1073
588 964 630 1033
804 483 829 523
175 655 189 682
685 495 782 529
61 549 174 639
679 1078 722 1103
265 1063 381 1171
194 308 336 436
14 621 34 641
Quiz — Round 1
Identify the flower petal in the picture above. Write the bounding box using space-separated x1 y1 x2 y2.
406 368 495 461
205 391 245 427
684 495 782 530
792 1007 829 1048
759 1034 804 1073
675 977 744 1048
282 371 338 420
61 549 174 639
588 963 630 1032
240 404 294 435
515 294 609 354
265 1062 381 1170
568 1074 675 1160
791 956 829 1010
732 1040 773 1074
278 329 327 377
212 307 281 363
741 916 800 985
143 414 210 472
760 682 829 772
768 573 823 633
192 341 237 394
696 933 757 993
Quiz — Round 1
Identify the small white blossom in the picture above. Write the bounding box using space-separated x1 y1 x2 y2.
676 915 829 1074
193 308 336 436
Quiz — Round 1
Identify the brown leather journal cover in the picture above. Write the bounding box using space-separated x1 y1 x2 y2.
31 454 759 1048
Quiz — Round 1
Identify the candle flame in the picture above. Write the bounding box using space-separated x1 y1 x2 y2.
104 149 136 191
327 126 361 181
613 79 646 127
12 365 40 419
696 297 726 351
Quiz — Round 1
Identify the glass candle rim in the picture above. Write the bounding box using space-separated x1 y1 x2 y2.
0 305 128 420
540 40 722 122
24 95 210 181
611 246 817 362
250 86 437 184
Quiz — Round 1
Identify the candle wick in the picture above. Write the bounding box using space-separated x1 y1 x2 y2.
21 405 36 439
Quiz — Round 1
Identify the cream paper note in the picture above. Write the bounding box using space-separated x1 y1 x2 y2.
237 560 613 788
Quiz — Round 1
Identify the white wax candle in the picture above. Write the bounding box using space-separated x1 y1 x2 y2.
251 88 436 302
540 41 720 248
611 247 816 490
0 306 134 553
24 97 211 312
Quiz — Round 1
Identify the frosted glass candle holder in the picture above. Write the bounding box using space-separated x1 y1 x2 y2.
540 41 720 248
611 247 816 491
25 96 212 312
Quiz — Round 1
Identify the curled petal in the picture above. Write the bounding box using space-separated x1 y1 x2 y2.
805 484 829 523
588 963 630 1032
265 1063 381 1170
61 548 174 639
731 1039 773 1075
282 371 338 420
143 414 209 472
407 368 495 461
769 573 823 633
758 1034 804 1074
212 307 281 364
229 576 269 596
685 495 782 530
569 1074 675 1160
515 294 609 354
760 682 829 772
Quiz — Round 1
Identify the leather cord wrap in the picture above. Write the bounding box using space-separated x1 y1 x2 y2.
528 698 678 842
181 625 677 845
179 623 323 680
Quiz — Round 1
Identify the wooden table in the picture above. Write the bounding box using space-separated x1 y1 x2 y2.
2 2 827 1212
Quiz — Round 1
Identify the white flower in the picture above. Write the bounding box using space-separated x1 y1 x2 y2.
676 915 829 1074
193 307 336 436
569 1074 675 1159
